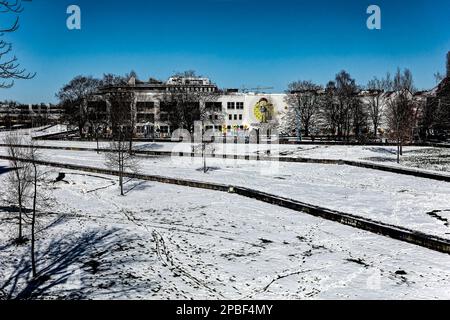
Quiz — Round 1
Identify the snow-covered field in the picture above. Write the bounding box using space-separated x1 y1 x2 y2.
2 126 450 172
1 147 449 240
1 164 450 299
1 129 450 299
10 137 450 172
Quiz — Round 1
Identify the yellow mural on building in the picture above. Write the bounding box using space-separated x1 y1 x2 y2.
253 98 274 123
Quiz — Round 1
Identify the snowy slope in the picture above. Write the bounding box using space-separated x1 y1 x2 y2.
1 166 449 299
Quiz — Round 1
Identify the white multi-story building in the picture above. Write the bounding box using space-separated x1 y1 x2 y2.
94 76 291 138
206 93 289 135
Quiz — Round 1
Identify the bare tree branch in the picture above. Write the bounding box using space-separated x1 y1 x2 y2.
0 0 34 88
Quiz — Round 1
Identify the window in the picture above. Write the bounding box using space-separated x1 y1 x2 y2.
227 102 235 109
234 114 237 120
229 114 232 120
209 115 213 120
160 113 169 122
136 101 155 112
214 115 218 120
206 102 222 111
137 114 155 123
239 114 243 120
236 102 244 110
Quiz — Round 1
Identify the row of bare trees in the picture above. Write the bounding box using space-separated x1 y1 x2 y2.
283 71 370 141
284 69 418 135
283 69 419 162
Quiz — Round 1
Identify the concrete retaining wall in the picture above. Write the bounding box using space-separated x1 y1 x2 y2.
233 186 450 254
1 154 449 255
32 130 77 140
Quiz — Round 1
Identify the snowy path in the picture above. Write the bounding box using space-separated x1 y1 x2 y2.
1 166 450 299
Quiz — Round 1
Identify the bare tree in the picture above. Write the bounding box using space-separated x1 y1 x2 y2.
3 132 33 243
316 72 361 141
352 97 369 142
365 91 383 139
104 128 139 196
2 133 44 276
285 81 322 140
104 92 139 195
421 83 450 140
26 141 39 278
366 74 393 138
0 0 35 88
385 69 417 163
335 71 359 141
0 100 16 130
87 99 108 153
100 73 127 87
320 81 339 138
106 90 136 154
447 52 450 78
160 91 220 133
159 71 219 133
393 68 415 93
56 76 101 137
192 136 215 173
201 100 223 167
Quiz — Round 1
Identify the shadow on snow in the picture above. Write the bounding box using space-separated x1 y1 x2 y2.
0 228 144 300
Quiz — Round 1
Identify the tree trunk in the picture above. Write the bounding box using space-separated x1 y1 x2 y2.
79 120 83 138
31 163 38 278
119 150 124 196
119 172 124 196
203 143 206 174
18 184 23 241
129 136 133 156
96 131 100 154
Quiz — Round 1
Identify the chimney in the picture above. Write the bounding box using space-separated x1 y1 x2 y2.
447 51 450 78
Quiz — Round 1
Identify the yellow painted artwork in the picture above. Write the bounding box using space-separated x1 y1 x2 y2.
253 98 275 122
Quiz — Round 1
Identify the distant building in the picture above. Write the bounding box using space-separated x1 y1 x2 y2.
90 76 290 138
0 102 63 131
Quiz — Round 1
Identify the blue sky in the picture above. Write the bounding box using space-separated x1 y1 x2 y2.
1 0 449 103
